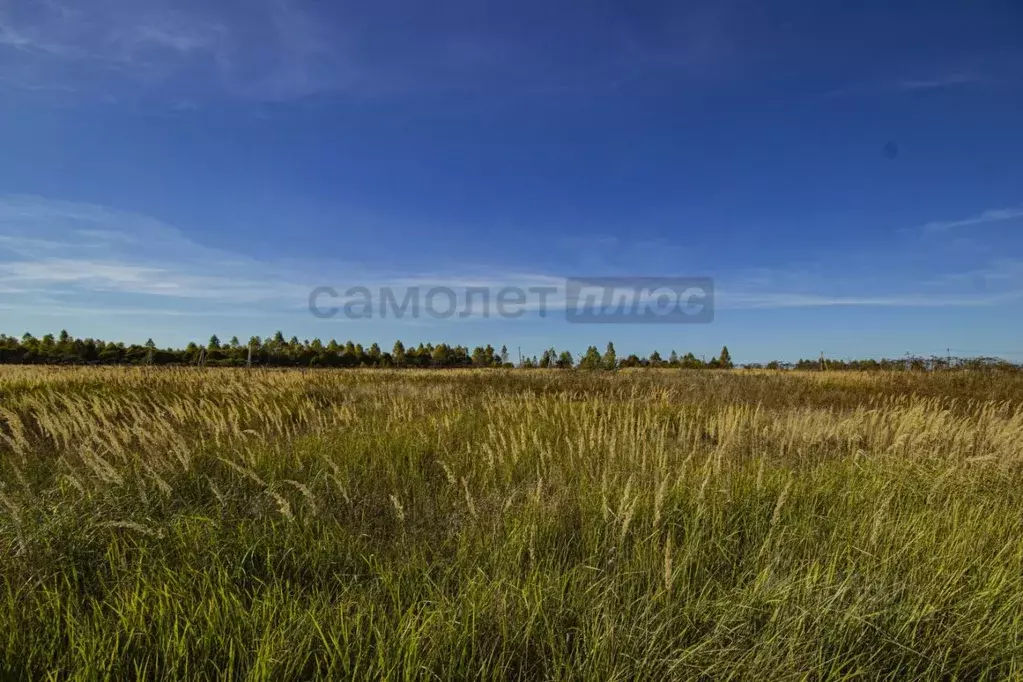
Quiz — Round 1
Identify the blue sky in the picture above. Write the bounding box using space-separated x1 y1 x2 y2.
1 0 1022 362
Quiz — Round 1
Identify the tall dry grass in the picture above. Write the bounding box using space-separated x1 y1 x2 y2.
0 366 1022 679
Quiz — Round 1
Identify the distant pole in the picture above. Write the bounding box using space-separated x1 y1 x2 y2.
947 347 951 370
518 346 522 367
247 342 252 369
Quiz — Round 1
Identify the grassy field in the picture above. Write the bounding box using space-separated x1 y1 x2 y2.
1 367 1022 680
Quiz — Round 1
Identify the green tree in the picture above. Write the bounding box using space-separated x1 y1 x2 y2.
431 344 450 367
718 346 733 369
680 352 702 369
392 341 406 367
579 346 602 370
602 342 617 370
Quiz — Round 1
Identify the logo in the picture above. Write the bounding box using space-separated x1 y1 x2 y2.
565 277 714 324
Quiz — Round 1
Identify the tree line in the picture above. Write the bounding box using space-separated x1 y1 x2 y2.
0 332 733 369
0 331 1015 371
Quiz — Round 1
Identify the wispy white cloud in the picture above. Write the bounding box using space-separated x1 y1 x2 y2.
0 301 265 318
0 195 573 321
825 69 987 99
3 196 1021 328
921 208 1023 233
896 72 981 91
716 255 1023 309
0 195 313 308
716 290 1020 309
923 258 1023 290
0 0 352 102
0 20 84 58
0 1 750 105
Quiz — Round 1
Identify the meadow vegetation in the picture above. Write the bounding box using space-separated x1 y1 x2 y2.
1 366 1022 679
